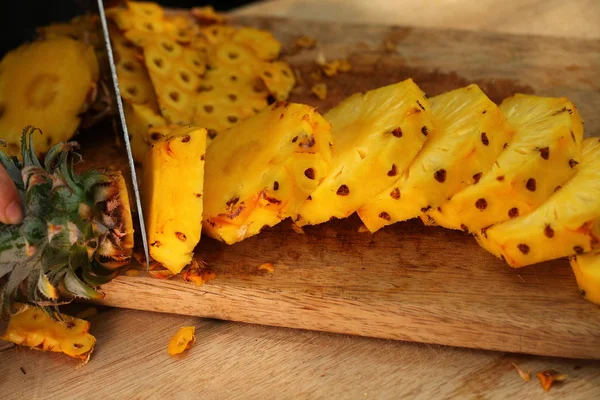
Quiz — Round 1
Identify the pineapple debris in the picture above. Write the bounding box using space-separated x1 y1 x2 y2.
191 6 226 25
312 83 328 100
512 363 531 382
75 307 99 320
319 59 352 77
357 224 370 233
291 224 306 235
258 263 275 273
295 35 317 49
168 326 196 356
181 261 216 286
536 370 567 392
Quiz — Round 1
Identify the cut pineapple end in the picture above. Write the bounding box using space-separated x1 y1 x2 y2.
0 306 96 362
168 326 196 356
570 252 600 306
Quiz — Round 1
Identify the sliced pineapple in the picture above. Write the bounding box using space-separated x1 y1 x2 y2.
358 84 514 232
260 61 296 101
297 79 432 227
123 102 167 163
428 94 584 232
570 251 600 305
0 38 99 156
143 126 207 274
0 305 96 362
231 27 282 61
203 102 333 244
477 138 600 268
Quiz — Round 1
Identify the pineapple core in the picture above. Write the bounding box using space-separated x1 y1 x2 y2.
359 84 514 232
478 138 600 268
571 251 600 306
297 79 433 226
143 126 207 274
203 102 333 244
429 94 584 232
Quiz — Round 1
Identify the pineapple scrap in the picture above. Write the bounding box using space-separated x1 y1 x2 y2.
203 102 333 244
570 250 600 305
232 27 282 61
536 370 567 392
181 261 216 286
295 35 317 49
512 363 531 382
143 126 207 274
75 307 99 320
0 306 96 363
320 59 351 77
298 80 432 227
168 326 196 356
358 84 515 233
477 138 600 267
124 102 166 163
191 6 227 25
258 263 275 273
428 94 584 233
311 83 327 100
0 38 99 156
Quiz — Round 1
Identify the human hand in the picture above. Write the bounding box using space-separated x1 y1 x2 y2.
0 164 22 225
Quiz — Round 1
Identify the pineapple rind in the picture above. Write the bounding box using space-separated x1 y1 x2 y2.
477 138 600 268
570 251 600 305
428 94 584 232
143 126 207 274
358 84 514 232
298 79 432 227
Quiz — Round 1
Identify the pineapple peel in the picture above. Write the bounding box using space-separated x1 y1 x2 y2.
168 326 196 356
1 306 96 362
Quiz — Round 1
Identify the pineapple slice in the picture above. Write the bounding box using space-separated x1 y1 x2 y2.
428 94 584 232
143 126 207 274
477 138 600 268
570 251 600 305
123 102 166 163
203 102 333 244
297 79 433 226
0 38 99 156
358 84 514 232
231 27 282 61
0 305 96 362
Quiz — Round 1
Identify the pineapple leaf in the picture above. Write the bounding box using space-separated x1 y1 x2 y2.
22 126 43 169
37 271 59 300
63 269 102 299
82 260 118 286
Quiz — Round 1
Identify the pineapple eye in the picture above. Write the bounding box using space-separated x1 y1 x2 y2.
169 92 180 103
122 62 135 72
230 75 238 82
282 69 290 77
162 42 175 52
203 105 214 113
144 22 154 31
228 52 239 60
228 94 237 102
263 71 273 78
153 58 164 69
227 116 238 124
378 212 391 221
180 71 190 83
126 87 138 96
387 164 397 177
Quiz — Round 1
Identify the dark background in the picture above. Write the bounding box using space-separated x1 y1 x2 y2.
0 0 258 56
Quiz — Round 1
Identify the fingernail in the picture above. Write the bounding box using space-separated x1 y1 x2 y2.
6 200 23 224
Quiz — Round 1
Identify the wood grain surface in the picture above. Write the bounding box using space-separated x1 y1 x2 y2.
78 17 600 360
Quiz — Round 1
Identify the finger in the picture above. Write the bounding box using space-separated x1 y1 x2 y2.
0 164 23 225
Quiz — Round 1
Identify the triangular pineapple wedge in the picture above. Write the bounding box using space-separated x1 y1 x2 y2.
296 79 433 226
358 84 514 232
124 102 166 163
203 102 333 244
427 94 584 232
570 250 600 305
477 138 600 268
143 126 207 273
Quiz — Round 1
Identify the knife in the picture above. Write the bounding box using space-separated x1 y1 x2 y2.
95 0 151 270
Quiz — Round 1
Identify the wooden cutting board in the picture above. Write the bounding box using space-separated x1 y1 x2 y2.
81 17 600 360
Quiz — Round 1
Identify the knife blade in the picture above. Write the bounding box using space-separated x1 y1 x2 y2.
95 0 151 270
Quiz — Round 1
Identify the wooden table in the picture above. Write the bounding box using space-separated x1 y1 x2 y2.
2 1 600 398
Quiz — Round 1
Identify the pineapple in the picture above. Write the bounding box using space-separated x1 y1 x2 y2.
203 102 333 244
167 326 196 356
143 126 207 274
0 38 99 156
358 84 514 232
427 94 584 232
0 127 134 316
123 102 166 164
477 138 600 268
570 251 600 305
1 305 96 362
296 80 432 227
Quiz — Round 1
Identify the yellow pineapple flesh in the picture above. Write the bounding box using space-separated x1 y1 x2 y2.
123 102 167 163
143 126 207 274
570 251 600 305
358 84 514 232
0 305 96 362
297 79 432 227
428 94 584 232
0 38 99 156
477 138 600 268
203 102 333 244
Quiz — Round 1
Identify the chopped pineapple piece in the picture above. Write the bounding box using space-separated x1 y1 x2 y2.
143 126 207 274
0 306 96 362
358 84 514 232
298 80 432 227
477 138 600 267
167 326 196 356
570 250 600 305
261 61 296 101
124 102 166 163
232 27 282 61
428 94 584 232
311 83 327 100
203 102 333 244
191 6 227 25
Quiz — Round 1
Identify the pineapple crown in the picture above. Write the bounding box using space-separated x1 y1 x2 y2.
0 127 133 319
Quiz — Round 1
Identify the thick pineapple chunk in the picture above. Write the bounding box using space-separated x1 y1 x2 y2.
0 305 96 362
428 94 584 232
570 251 600 305
358 84 514 232
124 102 167 163
143 126 207 273
203 102 333 244
297 79 432 226
477 138 600 268
0 38 98 156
